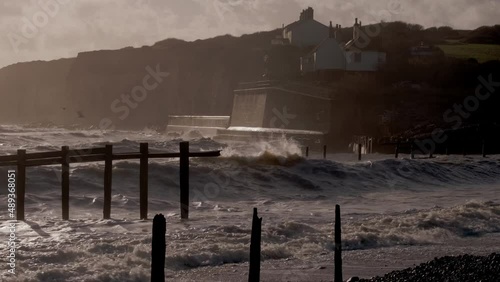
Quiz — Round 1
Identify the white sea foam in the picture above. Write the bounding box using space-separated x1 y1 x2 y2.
0 125 500 281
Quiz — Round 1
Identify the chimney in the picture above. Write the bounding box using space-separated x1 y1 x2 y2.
329 21 334 38
299 7 314 21
353 18 359 41
309 7 314 19
359 21 362 27
336 24 343 42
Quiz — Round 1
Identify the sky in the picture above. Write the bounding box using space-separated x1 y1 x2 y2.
0 0 498 68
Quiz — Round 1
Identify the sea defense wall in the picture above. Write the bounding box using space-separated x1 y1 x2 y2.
229 81 332 132
166 115 230 136
217 81 332 146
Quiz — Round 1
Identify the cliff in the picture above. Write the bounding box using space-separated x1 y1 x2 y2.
0 58 74 124
0 29 301 129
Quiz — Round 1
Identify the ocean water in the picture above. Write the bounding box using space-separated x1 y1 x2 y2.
0 125 499 281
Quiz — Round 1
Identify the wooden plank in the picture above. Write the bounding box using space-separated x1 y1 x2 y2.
26 151 61 160
103 145 113 219
151 214 166 282
67 147 106 156
248 208 262 282
112 153 142 161
61 146 69 220
334 204 343 282
69 155 105 163
140 143 148 220
180 142 189 220
25 158 62 167
187 151 221 158
17 150 26 221
0 161 17 167
0 155 18 162
149 152 181 159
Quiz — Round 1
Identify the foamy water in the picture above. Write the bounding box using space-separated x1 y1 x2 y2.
0 125 499 281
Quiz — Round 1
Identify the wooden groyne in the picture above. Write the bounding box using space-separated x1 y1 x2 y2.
150 205 344 282
0 142 220 221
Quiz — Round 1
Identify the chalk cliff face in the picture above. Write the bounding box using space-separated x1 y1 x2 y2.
0 58 74 124
0 30 296 129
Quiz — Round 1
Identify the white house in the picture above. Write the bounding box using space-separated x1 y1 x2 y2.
300 17 387 74
283 7 329 47
301 22 346 72
345 51 386 71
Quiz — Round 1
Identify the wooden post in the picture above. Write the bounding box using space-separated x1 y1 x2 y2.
151 214 166 282
410 142 415 159
358 143 362 161
248 208 262 282
61 146 70 220
334 204 343 282
323 145 327 159
140 143 149 220
429 150 433 159
103 144 113 219
395 141 400 158
462 138 466 156
180 142 189 220
305 147 309 158
482 139 486 158
17 149 26 221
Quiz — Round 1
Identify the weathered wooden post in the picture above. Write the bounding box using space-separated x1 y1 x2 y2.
482 139 486 158
61 146 70 220
395 141 400 158
358 143 362 161
151 214 166 282
248 208 262 282
323 145 327 159
305 147 309 158
462 138 466 157
140 143 149 220
17 149 26 221
180 142 189 220
103 144 113 219
334 204 342 282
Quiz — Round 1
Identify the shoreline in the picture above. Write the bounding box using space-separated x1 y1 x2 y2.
170 233 500 281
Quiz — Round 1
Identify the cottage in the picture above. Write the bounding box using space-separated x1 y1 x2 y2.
301 22 346 73
300 17 387 75
283 7 329 47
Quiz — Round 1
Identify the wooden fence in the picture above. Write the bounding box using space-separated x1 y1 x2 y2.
0 142 220 221
150 205 344 282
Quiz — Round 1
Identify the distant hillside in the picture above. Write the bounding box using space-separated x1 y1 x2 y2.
0 29 302 128
0 58 74 123
464 25 500 44
0 22 498 137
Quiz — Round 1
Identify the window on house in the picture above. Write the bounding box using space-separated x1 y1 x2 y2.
354 52 362 63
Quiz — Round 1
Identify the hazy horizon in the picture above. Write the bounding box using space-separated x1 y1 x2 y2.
0 0 498 69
